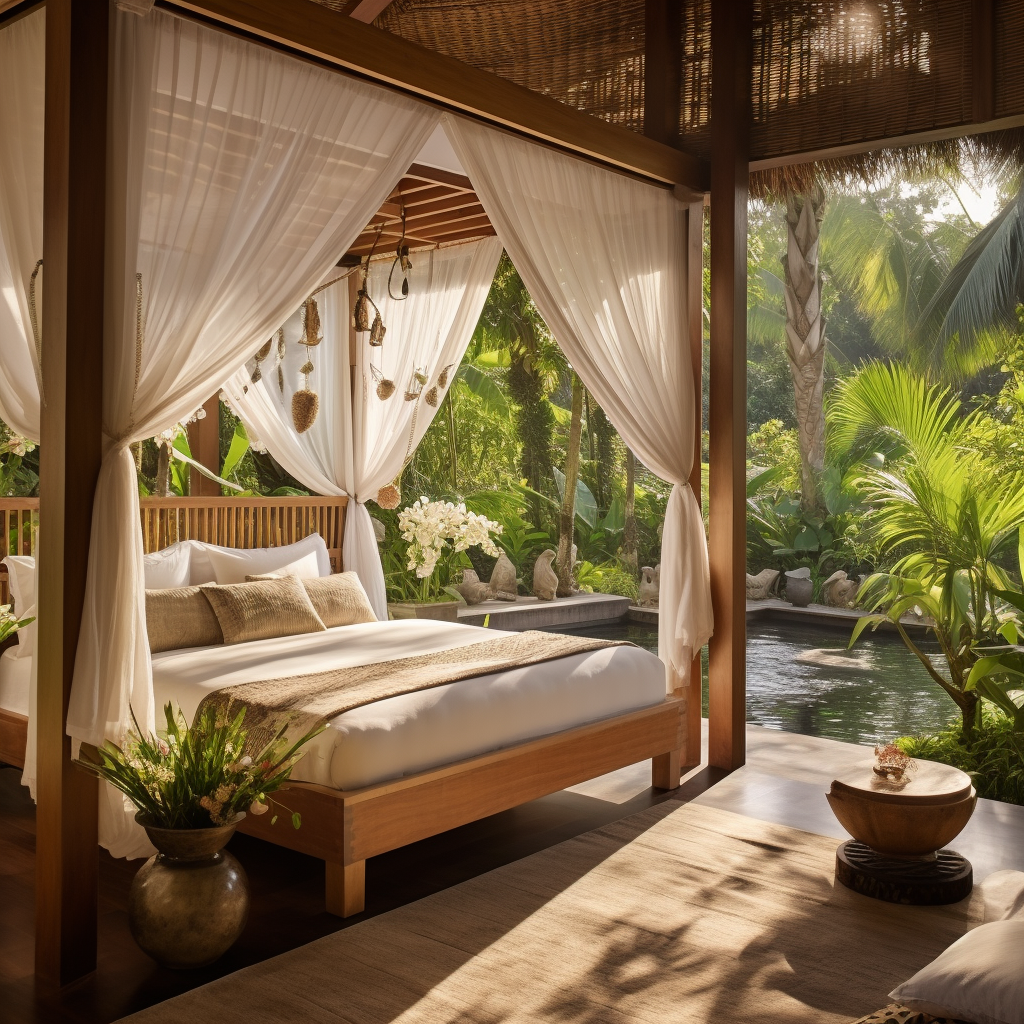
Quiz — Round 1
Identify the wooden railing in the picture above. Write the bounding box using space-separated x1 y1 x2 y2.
0 494 348 605
1 498 39 607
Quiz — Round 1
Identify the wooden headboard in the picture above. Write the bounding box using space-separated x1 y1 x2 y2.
0 495 348 605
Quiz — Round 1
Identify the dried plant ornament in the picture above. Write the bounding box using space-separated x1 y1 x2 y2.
404 367 428 402
424 386 438 408
250 337 273 384
436 364 453 390
369 363 396 401
376 481 401 509
291 388 319 434
873 743 916 783
275 328 286 392
277 364 285 394
369 311 386 347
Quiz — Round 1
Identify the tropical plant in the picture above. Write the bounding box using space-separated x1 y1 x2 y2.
77 702 324 830
843 363 1024 736
0 604 34 646
0 420 37 497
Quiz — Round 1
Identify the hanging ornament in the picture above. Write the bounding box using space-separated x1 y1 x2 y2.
276 328 286 393
404 367 429 402
276 328 286 360
353 287 372 331
424 386 438 408
300 360 315 376
301 297 323 347
277 365 285 393
369 311 386 347
376 481 401 509
292 389 319 433
370 363 395 401
250 337 273 383
437 364 453 390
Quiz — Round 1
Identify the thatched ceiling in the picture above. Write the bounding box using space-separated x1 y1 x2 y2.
311 0 1024 196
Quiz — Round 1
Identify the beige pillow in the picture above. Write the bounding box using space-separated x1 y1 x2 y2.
202 575 326 645
146 586 224 654
247 570 376 628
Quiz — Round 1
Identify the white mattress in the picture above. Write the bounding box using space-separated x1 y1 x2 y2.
0 648 31 718
152 619 667 791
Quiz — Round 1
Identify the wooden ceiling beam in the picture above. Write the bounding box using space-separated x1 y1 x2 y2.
164 0 703 189
348 0 395 24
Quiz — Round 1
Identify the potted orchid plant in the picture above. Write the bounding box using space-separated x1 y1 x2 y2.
388 496 503 622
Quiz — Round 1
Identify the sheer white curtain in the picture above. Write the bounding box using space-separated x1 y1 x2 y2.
66 6 437 857
0 7 44 441
445 116 713 692
225 236 502 617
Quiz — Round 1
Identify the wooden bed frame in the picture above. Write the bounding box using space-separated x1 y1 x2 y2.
1 494 688 916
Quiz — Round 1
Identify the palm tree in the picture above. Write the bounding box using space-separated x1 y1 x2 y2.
835 362 1024 737
781 190 828 509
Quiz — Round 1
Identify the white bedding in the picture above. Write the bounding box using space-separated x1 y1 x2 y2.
151 619 667 791
0 647 31 717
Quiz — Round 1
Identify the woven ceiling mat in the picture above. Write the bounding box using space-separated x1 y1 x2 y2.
117 802 987 1024
369 0 647 133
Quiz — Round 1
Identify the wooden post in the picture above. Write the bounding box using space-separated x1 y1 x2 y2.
36 0 108 985
707 0 751 771
684 199 705 769
643 0 682 147
188 395 221 496
971 0 996 123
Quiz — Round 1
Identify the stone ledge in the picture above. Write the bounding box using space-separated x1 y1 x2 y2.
457 592 631 631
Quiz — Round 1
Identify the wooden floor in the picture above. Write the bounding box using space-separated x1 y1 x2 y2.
2 724 1023 1024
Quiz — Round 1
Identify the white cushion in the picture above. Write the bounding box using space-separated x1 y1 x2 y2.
2 555 36 659
241 551 321 581
890 919 1024 1024
980 870 1024 923
190 534 331 585
143 542 192 590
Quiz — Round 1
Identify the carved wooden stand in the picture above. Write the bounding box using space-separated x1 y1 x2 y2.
835 841 973 906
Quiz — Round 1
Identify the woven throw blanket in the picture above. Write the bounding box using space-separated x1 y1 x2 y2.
196 630 631 755
851 1004 973 1024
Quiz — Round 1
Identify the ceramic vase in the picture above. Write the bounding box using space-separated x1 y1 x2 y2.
129 813 249 970
784 569 813 607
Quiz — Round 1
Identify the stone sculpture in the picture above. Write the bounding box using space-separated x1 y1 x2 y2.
822 570 859 608
487 551 518 602
638 564 661 608
532 549 559 601
456 569 493 606
745 568 780 600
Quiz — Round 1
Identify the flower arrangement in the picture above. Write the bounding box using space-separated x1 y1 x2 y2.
0 604 34 646
396 497 502 602
77 703 324 830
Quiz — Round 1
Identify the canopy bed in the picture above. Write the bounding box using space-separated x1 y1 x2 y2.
0 0 711 978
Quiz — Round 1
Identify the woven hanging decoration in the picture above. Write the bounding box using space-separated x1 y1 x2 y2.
369 311 386 347
376 481 401 509
302 297 323 347
292 389 319 433
353 288 372 332
404 367 428 402
276 328 286 392
250 337 273 384
424 386 438 407
437 364 452 389
370 363 396 401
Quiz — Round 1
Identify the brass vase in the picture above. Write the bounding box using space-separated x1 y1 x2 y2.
129 812 249 970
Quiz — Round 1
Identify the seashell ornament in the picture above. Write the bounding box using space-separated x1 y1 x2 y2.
292 388 319 433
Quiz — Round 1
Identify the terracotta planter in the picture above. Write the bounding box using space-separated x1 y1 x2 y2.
388 600 460 622
130 813 249 969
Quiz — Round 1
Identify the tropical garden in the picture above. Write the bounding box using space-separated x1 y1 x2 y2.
3 138 1024 803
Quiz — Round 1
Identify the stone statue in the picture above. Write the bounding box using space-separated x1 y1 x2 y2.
456 569 492 606
532 549 558 601
746 568 780 600
822 570 859 608
487 551 518 602
638 564 660 608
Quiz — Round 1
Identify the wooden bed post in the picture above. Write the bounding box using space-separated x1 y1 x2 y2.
645 0 702 786
188 395 221 496
36 0 109 985
707 0 751 772
325 860 365 918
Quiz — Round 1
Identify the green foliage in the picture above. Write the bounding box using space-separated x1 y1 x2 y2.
898 710 1024 805
0 604 34 646
77 702 324 830
0 421 37 497
747 419 800 490
575 559 639 601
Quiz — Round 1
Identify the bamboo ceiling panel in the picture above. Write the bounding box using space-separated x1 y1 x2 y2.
307 0 1024 171
345 162 495 260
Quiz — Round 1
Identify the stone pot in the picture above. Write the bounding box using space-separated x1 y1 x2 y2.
784 568 813 607
130 812 249 970
388 600 460 622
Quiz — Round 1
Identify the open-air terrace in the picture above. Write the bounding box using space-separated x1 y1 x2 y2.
1 1 1024 1022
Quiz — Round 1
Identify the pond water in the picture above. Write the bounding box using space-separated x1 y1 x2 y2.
562 617 953 746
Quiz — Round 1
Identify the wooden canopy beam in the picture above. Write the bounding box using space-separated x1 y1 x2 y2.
36 0 108 986
707 0 751 772
163 0 703 189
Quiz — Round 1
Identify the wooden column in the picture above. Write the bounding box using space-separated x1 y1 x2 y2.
36 0 109 985
643 0 682 146
684 199 705 768
188 395 221 496
707 0 751 771
971 0 996 122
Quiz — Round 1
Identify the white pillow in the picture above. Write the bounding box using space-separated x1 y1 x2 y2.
2 554 36 659
890 920 1024 1024
192 534 331 585
981 870 1024 923
240 551 321 581
143 542 192 590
